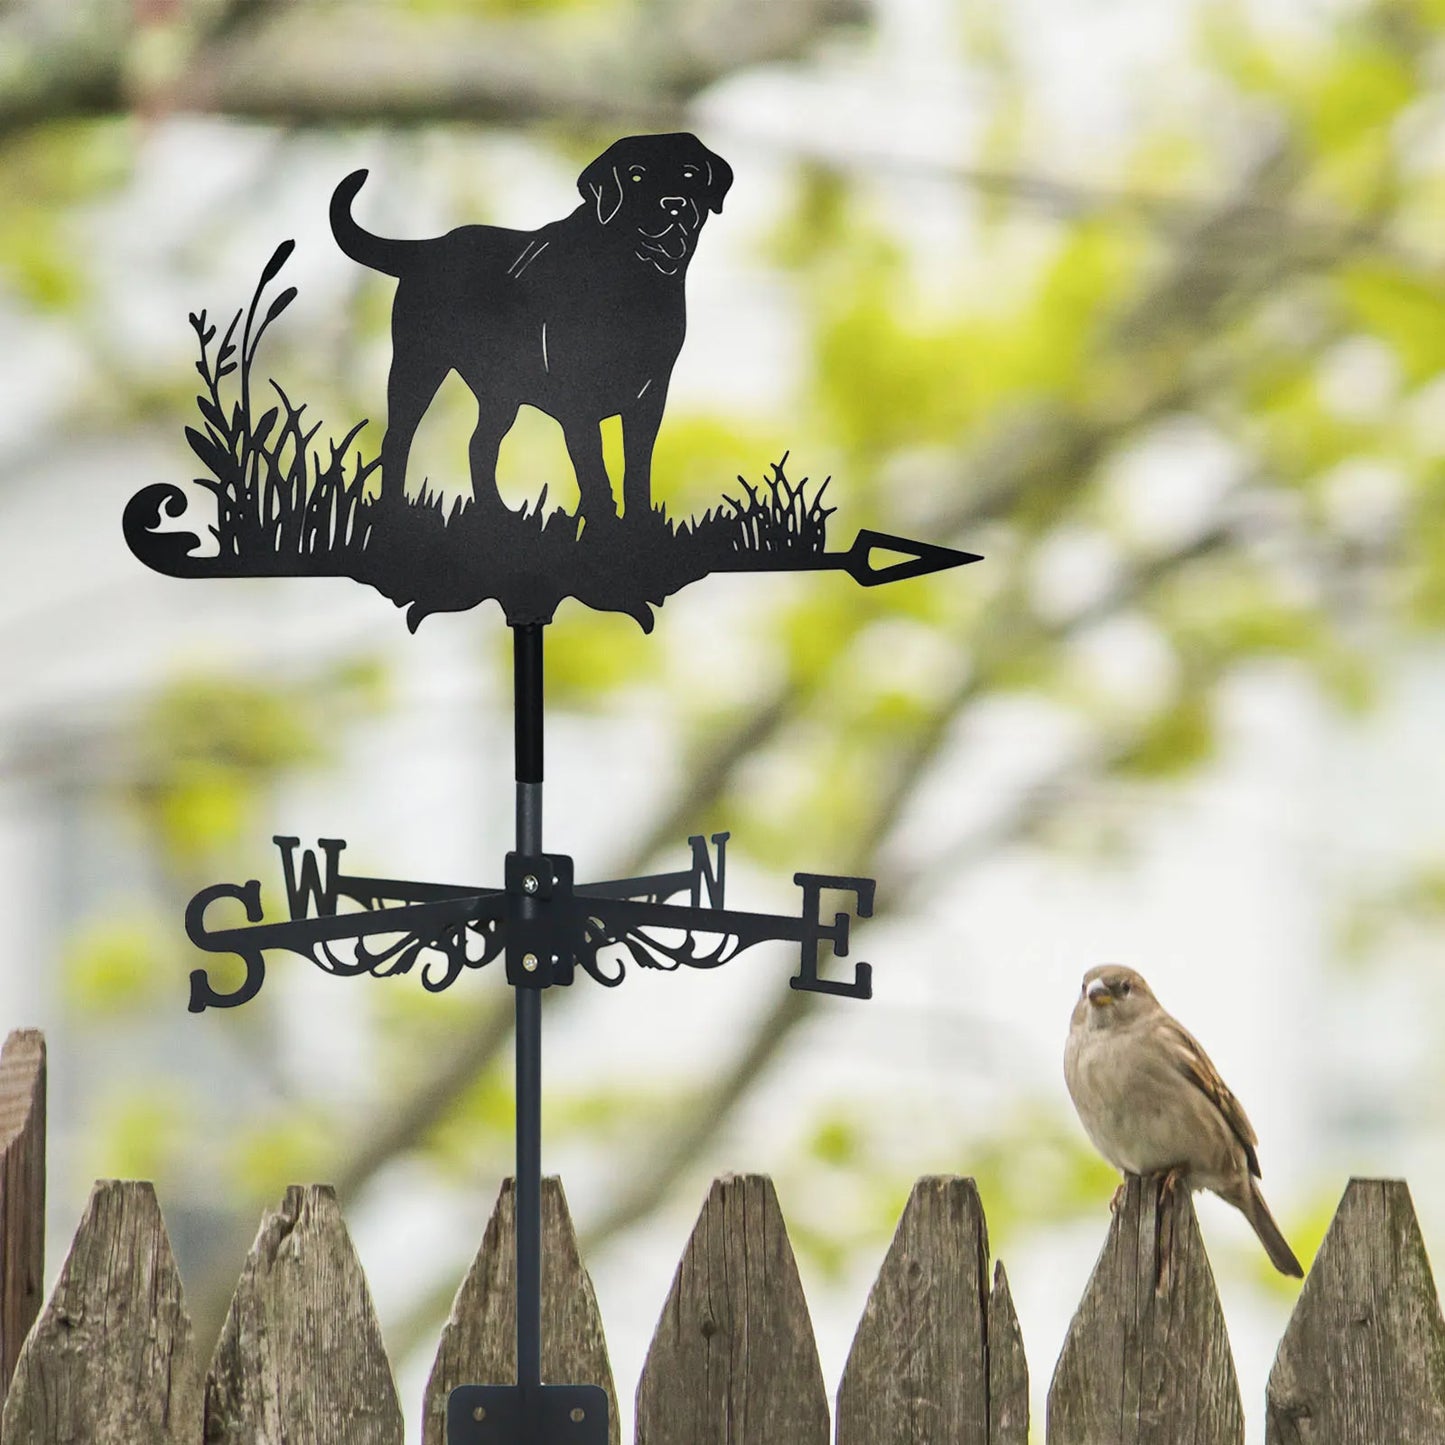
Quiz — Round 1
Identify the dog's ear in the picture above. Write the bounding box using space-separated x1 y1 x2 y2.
578 152 625 225
699 145 733 215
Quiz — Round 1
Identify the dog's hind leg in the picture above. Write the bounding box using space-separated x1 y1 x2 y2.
467 402 518 517
378 348 450 514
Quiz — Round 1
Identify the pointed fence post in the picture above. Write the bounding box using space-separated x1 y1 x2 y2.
635 1173 829 1445
204 1184 403 1445
0 1180 199 1444
836 1175 1027 1444
422 1176 618 1445
1267 1177 1445 1443
988 1258 1029 1443
0 1030 44 1412
1047 1175 1244 1445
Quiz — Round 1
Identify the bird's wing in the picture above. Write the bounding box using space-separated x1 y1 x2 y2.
1160 1015 1263 1178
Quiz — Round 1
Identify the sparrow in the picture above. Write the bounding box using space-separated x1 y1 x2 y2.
1064 963 1303 1277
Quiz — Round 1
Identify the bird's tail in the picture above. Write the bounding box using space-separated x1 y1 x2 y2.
1239 1178 1304 1278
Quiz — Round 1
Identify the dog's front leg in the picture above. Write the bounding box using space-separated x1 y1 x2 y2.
621 381 668 523
562 417 618 529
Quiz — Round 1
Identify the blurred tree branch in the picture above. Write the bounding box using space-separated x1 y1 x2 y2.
0 0 868 136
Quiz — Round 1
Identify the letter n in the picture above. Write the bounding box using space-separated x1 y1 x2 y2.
688 832 729 909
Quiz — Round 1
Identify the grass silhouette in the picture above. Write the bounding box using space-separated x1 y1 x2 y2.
126 244 832 630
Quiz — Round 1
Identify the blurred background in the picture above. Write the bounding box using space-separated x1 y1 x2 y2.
4 0 1445 1437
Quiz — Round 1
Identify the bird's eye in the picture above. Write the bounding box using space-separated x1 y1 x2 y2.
1119 981 1131 996
682 167 697 179
630 170 644 183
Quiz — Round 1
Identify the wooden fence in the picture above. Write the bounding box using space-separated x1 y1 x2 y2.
1 1028 1443 1443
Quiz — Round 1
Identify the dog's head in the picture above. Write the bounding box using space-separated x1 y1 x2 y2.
577 133 733 275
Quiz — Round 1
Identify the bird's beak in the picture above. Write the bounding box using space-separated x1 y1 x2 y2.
1086 979 1113 1007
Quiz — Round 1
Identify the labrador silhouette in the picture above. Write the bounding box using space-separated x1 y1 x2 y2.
329 133 732 527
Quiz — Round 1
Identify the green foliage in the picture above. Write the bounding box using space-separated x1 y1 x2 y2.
1202 3 1418 199
62 914 173 1014
228 1109 342 1199
776 1098 1123 1281
1114 688 1216 779
1337 858 1445 963
126 659 387 875
1340 262 1445 385
406 0 611 14
1407 463 1445 626
0 121 130 308
1150 561 1375 713
424 1064 680 1183
88 1087 194 1186
803 217 1146 467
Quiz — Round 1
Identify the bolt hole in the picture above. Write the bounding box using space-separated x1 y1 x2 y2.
473 1405 487 1421
570 1407 586 1422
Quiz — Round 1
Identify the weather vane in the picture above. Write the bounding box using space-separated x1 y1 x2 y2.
130 133 980 1444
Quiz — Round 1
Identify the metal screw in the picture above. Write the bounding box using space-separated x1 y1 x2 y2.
522 874 539 894
473 1405 487 1421
570 1408 586 1423
522 953 539 972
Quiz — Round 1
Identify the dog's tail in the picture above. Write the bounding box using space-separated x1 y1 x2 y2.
329 170 418 278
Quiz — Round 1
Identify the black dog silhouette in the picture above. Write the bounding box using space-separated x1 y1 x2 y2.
330 134 732 526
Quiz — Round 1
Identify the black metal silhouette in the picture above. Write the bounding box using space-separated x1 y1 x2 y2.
123 136 980 630
140 141 987 1445
185 830 872 1012
331 133 731 528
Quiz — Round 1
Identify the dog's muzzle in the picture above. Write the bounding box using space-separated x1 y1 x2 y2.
637 223 692 262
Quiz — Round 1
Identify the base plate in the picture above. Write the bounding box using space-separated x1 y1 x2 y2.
447 1384 609 1444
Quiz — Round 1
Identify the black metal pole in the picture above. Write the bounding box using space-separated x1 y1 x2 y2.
512 623 544 1397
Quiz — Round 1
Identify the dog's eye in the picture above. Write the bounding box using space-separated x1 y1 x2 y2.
629 170 644 183
682 167 697 179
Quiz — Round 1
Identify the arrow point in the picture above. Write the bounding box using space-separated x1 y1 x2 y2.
849 530 983 586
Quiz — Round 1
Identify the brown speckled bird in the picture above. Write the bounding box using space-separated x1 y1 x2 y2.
1064 963 1303 1277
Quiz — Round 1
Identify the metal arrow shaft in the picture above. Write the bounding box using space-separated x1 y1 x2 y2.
712 528 981 586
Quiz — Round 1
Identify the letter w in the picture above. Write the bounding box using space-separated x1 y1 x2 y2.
273 837 345 919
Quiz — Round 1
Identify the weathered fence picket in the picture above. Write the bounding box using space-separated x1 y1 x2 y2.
987 1259 1029 1442
1266 1178 1445 1444
205 1183 403 1444
1 1180 199 1444
635 1173 829 1445
2 1030 1445 1443
0 1030 43 1414
423 1176 618 1445
836 1174 1026 1444
1048 1173 1244 1444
